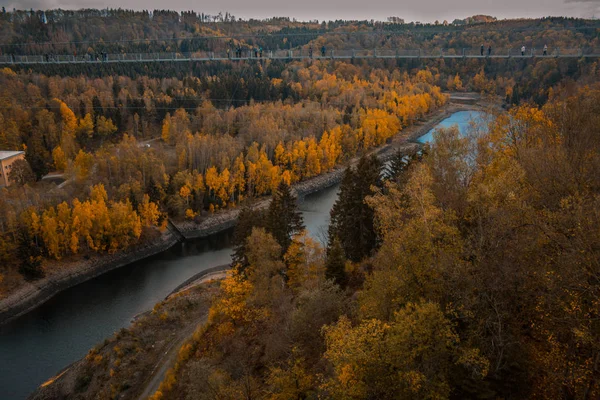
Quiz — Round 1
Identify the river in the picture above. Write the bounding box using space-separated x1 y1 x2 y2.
417 110 487 143
0 110 480 399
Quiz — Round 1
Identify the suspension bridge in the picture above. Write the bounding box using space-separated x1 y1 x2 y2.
1 48 599 65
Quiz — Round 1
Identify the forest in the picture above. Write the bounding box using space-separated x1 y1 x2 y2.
60 84 600 399
0 55 446 295
1 10 600 398
2 7 600 310
139 84 599 399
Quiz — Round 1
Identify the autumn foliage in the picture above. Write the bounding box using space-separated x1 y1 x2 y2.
147 86 600 399
0 60 446 293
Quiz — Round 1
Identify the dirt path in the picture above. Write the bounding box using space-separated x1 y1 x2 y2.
137 313 208 400
136 270 231 399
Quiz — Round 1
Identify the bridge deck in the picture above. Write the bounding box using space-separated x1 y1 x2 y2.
1 48 597 65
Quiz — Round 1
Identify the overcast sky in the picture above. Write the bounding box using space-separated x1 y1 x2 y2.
3 0 600 22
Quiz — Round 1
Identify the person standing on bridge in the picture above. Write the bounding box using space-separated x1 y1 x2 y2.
521 45 526 56
543 44 548 56
488 45 492 56
321 45 326 57
309 46 313 59
227 48 230 59
259 47 263 58
481 44 484 56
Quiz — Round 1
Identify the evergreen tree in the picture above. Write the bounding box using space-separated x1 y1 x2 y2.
511 84 521 105
386 150 427 183
25 135 51 179
385 150 408 180
92 96 103 122
231 205 266 271
328 167 355 251
267 181 304 253
16 227 44 281
191 189 204 212
128 188 139 211
146 176 162 204
329 154 382 262
325 237 347 288
165 174 177 195
78 99 87 117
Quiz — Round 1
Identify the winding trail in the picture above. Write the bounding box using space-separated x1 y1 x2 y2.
137 314 208 400
138 272 228 399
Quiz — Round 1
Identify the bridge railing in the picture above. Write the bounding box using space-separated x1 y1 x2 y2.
441 48 463 56
271 49 299 58
503 47 576 57
551 48 581 56
272 49 292 58
1 48 598 63
582 48 600 56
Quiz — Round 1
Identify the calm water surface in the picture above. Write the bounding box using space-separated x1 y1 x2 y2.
417 110 487 143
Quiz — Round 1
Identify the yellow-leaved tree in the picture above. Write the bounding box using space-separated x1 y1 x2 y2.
323 302 488 399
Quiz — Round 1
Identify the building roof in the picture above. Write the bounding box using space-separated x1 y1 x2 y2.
0 151 25 161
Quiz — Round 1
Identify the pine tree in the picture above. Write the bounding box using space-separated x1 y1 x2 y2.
16 227 44 281
128 189 139 211
325 237 347 288
386 150 408 180
165 174 177 196
26 135 51 179
92 96 103 121
231 205 266 271
511 85 521 105
267 181 304 253
328 167 355 251
146 176 162 204
329 154 382 262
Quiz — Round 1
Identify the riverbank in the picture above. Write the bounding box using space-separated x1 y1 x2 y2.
0 231 179 325
171 104 454 239
0 100 470 326
28 281 219 400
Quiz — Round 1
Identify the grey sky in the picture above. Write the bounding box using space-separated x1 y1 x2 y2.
2 0 600 22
